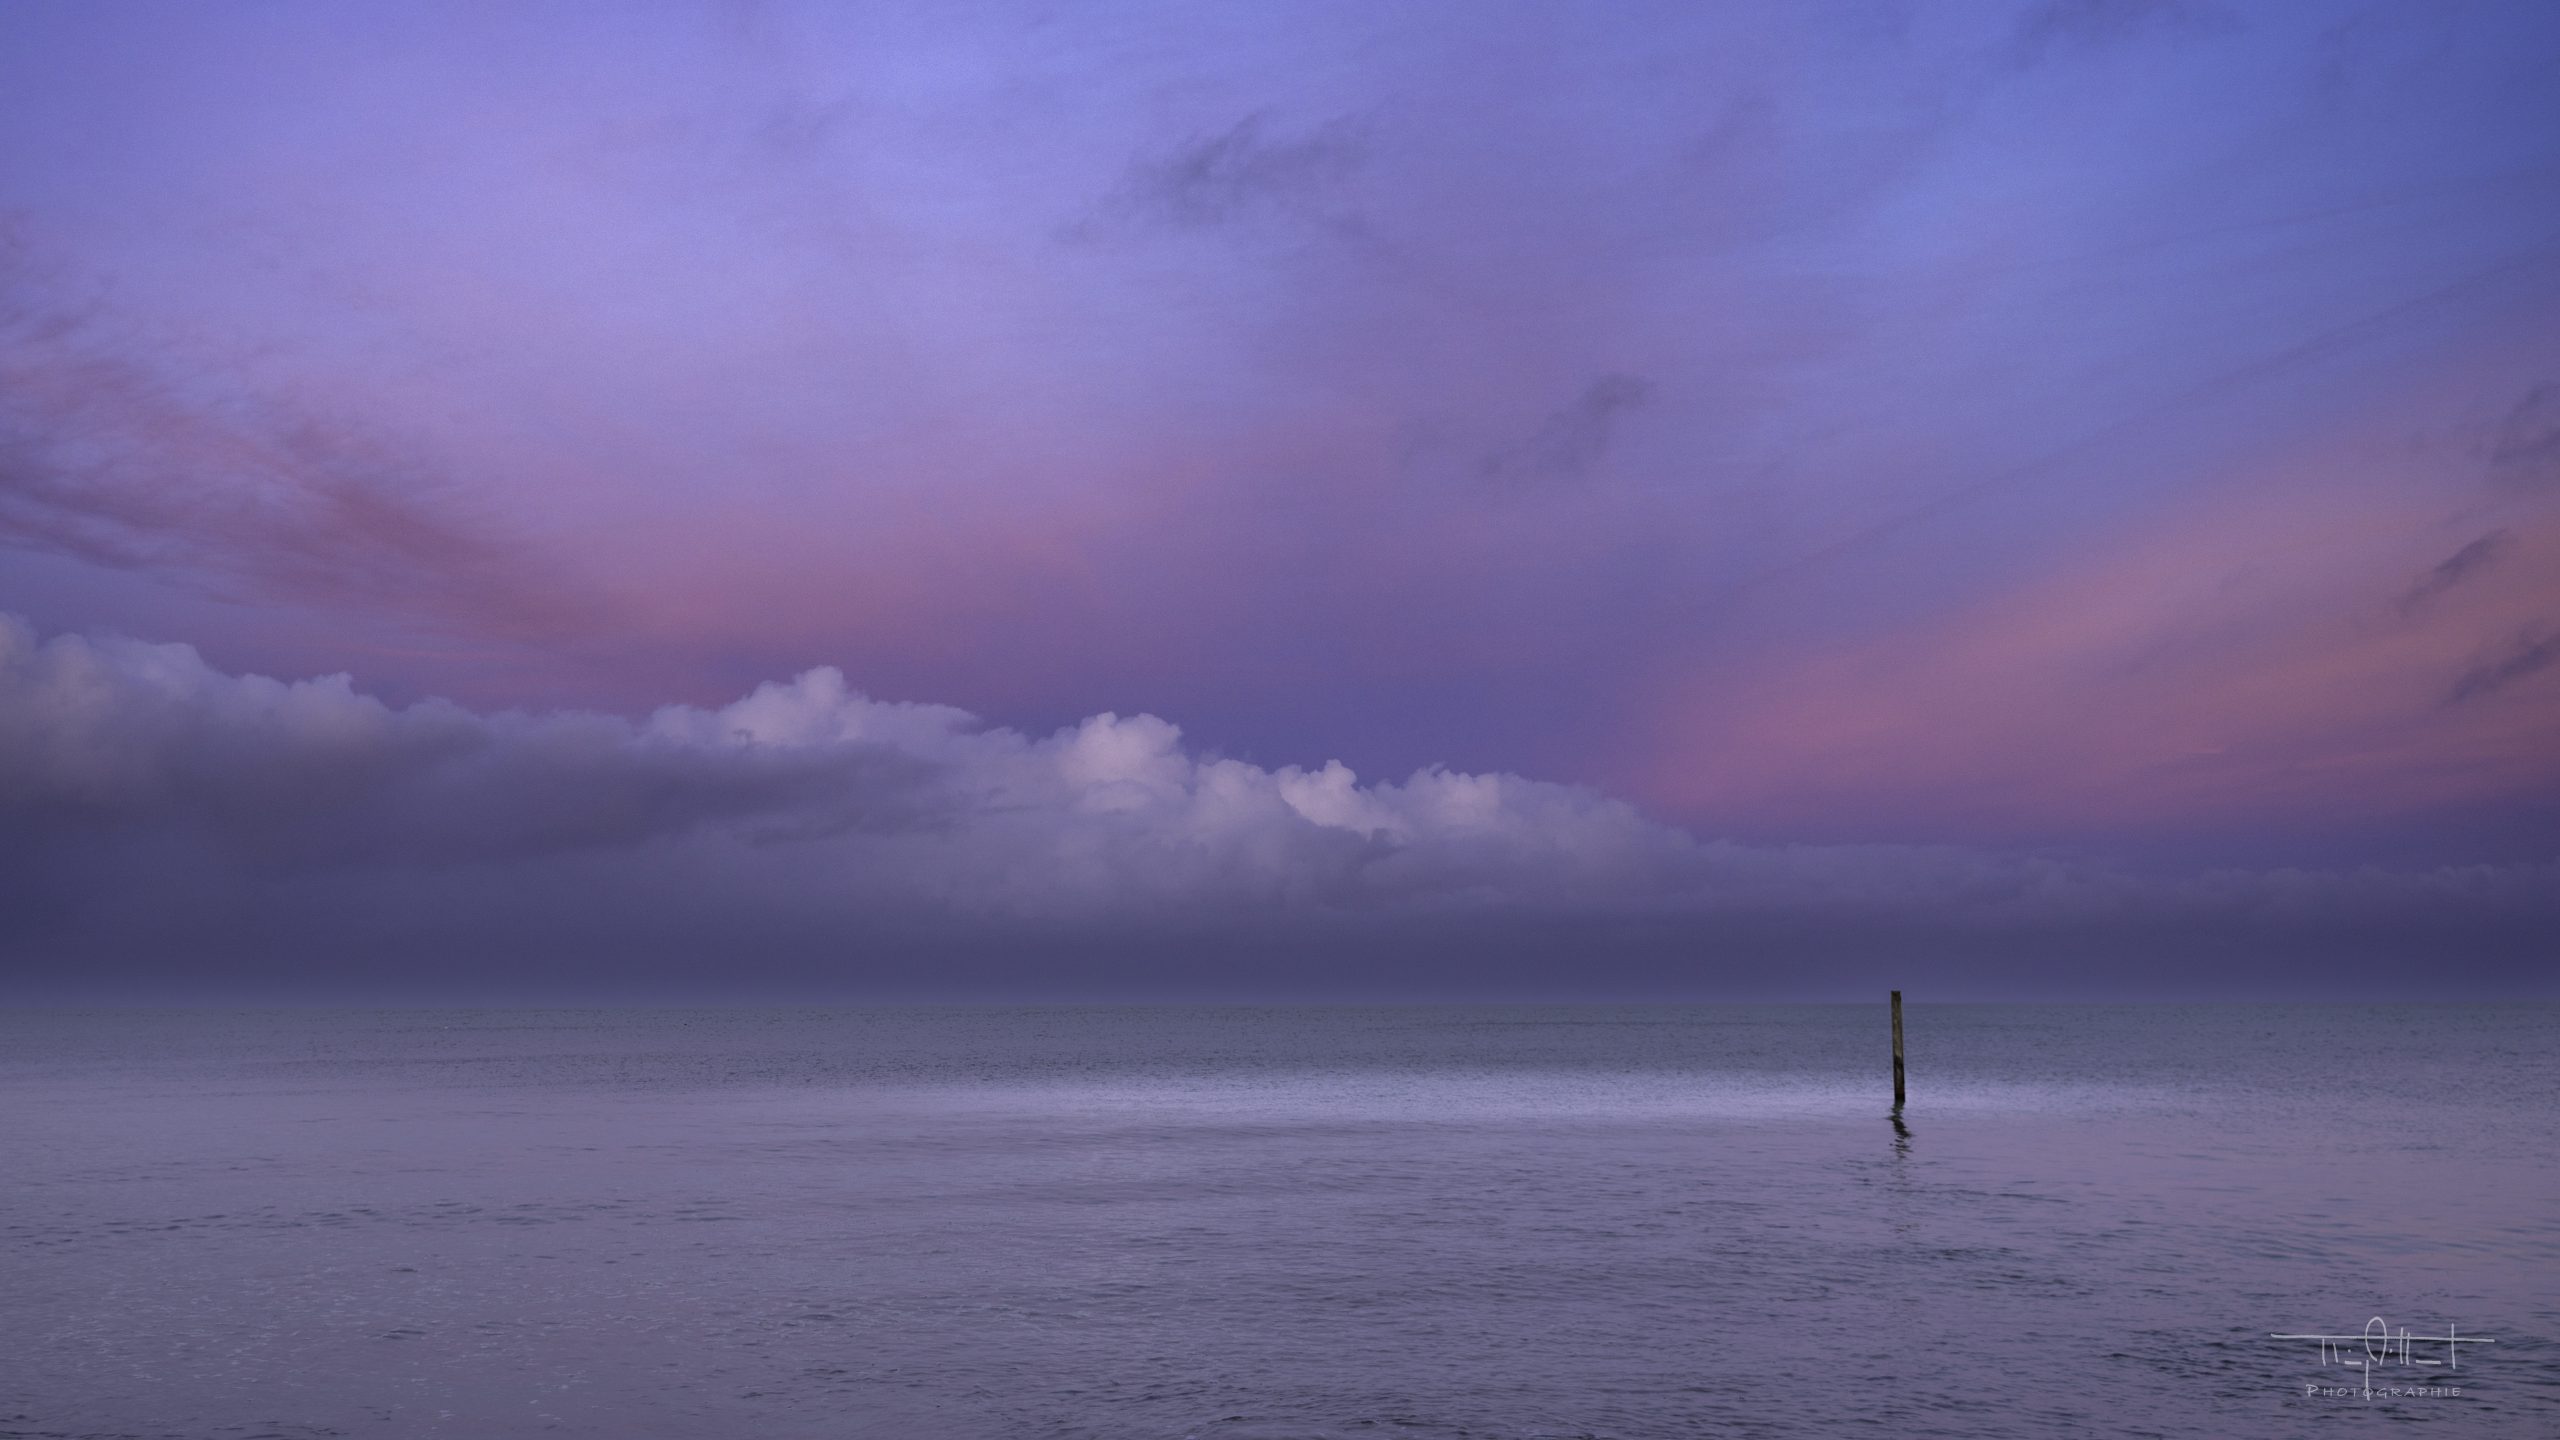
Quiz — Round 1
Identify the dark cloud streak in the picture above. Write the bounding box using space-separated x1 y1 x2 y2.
1091 111 1370 238
1479 374 1653 488
2009 0 2237 68
2449 627 2560 704
2396 530 2511 616
2489 382 2560 487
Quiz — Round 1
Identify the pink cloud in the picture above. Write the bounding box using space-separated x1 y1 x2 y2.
1628 466 2560 837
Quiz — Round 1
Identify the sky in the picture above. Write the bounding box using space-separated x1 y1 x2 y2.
3 0 2557 999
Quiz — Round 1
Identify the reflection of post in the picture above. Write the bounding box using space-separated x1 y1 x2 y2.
1891 990 1906 1109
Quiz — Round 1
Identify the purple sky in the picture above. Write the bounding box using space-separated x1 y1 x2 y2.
4 1 2558 997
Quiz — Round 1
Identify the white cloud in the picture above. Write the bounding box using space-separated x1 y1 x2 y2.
2 614 2552 991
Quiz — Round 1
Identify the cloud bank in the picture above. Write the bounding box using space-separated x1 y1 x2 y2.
3 616 2551 999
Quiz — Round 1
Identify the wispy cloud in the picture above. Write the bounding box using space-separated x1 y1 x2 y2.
1479 374 1652 488
2449 626 2560 704
2009 0 2238 68
0 243 604 642
1085 111 1370 240
2395 530 2511 616
2488 383 2560 487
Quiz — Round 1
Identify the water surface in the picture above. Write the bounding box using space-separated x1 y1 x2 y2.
3 1004 2553 1437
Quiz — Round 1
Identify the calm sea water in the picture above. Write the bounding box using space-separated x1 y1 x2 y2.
1 1005 2553 1439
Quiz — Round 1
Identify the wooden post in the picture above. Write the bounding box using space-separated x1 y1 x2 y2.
1891 990 1906 1109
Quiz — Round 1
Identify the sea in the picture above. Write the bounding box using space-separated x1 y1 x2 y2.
1 1004 2553 1439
